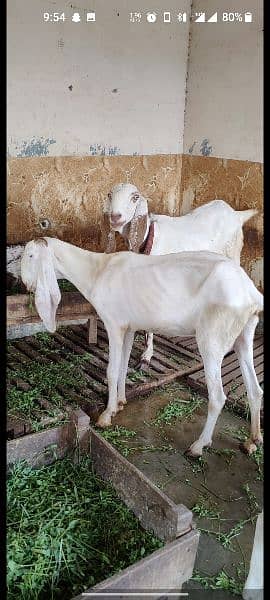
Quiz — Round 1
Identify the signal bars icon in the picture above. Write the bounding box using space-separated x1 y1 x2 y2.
208 12 217 22
194 12 205 22
194 12 218 22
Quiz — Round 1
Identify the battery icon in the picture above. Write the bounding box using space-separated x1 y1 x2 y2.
244 12 252 22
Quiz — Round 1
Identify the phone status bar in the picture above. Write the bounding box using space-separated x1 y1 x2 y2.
43 10 254 24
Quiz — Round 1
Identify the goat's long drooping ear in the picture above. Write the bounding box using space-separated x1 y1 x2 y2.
126 194 148 253
34 242 61 332
100 212 116 253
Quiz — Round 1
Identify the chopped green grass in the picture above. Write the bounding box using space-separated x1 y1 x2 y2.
58 279 77 292
199 516 255 551
152 392 203 426
97 426 175 457
7 457 163 600
7 387 65 428
128 369 148 382
7 345 94 430
192 495 221 520
243 483 260 515
221 425 263 480
192 566 245 595
97 426 137 456
34 332 57 348
205 447 237 467
221 425 249 442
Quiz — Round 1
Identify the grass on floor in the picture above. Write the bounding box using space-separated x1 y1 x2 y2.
7 331 95 431
152 392 204 426
191 566 246 596
221 425 263 480
98 425 175 457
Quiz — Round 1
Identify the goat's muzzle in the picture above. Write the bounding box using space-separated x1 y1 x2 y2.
110 213 125 229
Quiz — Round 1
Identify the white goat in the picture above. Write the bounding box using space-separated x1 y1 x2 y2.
243 511 263 600
101 183 257 368
21 237 263 457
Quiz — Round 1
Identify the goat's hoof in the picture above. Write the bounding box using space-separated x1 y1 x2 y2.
117 400 127 411
135 359 150 372
239 440 257 455
118 399 127 406
184 447 202 459
185 438 210 458
96 413 112 428
253 436 263 447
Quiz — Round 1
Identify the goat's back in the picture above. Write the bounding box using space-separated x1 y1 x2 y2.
93 251 263 335
151 200 245 258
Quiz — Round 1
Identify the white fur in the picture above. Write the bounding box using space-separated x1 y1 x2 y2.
106 183 257 365
243 511 263 599
21 238 263 457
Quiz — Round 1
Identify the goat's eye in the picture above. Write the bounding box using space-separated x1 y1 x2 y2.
39 218 50 230
132 194 139 202
29 254 33 258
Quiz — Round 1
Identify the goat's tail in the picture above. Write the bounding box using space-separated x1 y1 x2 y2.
256 291 264 314
250 289 264 318
237 208 258 226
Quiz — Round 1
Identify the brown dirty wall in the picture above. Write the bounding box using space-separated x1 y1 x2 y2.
7 155 183 253
7 153 263 289
180 155 263 290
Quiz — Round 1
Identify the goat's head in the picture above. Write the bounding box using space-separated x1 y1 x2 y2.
102 183 149 253
21 238 61 332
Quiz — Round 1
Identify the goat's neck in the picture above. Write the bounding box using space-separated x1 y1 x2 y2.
142 214 151 242
46 238 108 301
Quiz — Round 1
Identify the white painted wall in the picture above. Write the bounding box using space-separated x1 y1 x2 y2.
7 0 191 157
183 0 263 162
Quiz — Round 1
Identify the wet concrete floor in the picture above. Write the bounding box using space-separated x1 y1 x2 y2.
111 381 263 598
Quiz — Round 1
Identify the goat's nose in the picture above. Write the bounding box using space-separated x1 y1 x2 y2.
110 213 122 223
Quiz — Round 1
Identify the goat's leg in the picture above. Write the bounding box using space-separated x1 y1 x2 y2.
97 329 125 428
234 315 263 455
136 332 154 370
187 352 226 457
117 330 135 410
243 511 263 599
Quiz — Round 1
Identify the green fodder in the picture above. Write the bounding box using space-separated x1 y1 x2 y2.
7 456 163 600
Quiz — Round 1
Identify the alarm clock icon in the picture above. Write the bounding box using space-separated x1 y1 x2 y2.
146 12 157 23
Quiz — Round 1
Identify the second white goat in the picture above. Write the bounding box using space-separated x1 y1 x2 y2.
21 237 263 458
102 183 258 368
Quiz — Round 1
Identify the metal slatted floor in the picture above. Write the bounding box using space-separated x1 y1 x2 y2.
7 323 263 438
7 322 202 439
185 335 264 421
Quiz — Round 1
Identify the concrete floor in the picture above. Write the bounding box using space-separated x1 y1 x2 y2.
111 381 263 598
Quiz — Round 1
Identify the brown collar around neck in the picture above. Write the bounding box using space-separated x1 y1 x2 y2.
139 221 155 255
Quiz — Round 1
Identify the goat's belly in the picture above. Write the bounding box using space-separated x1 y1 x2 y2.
128 315 197 337
117 287 199 336
153 323 196 337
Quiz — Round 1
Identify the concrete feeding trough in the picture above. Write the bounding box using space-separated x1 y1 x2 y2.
7 420 199 598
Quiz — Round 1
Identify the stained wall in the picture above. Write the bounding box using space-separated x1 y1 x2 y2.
7 0 263 288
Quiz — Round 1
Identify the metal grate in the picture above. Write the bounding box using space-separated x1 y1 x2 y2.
7 324 263 439
7 322 202 439
185 335 264 422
